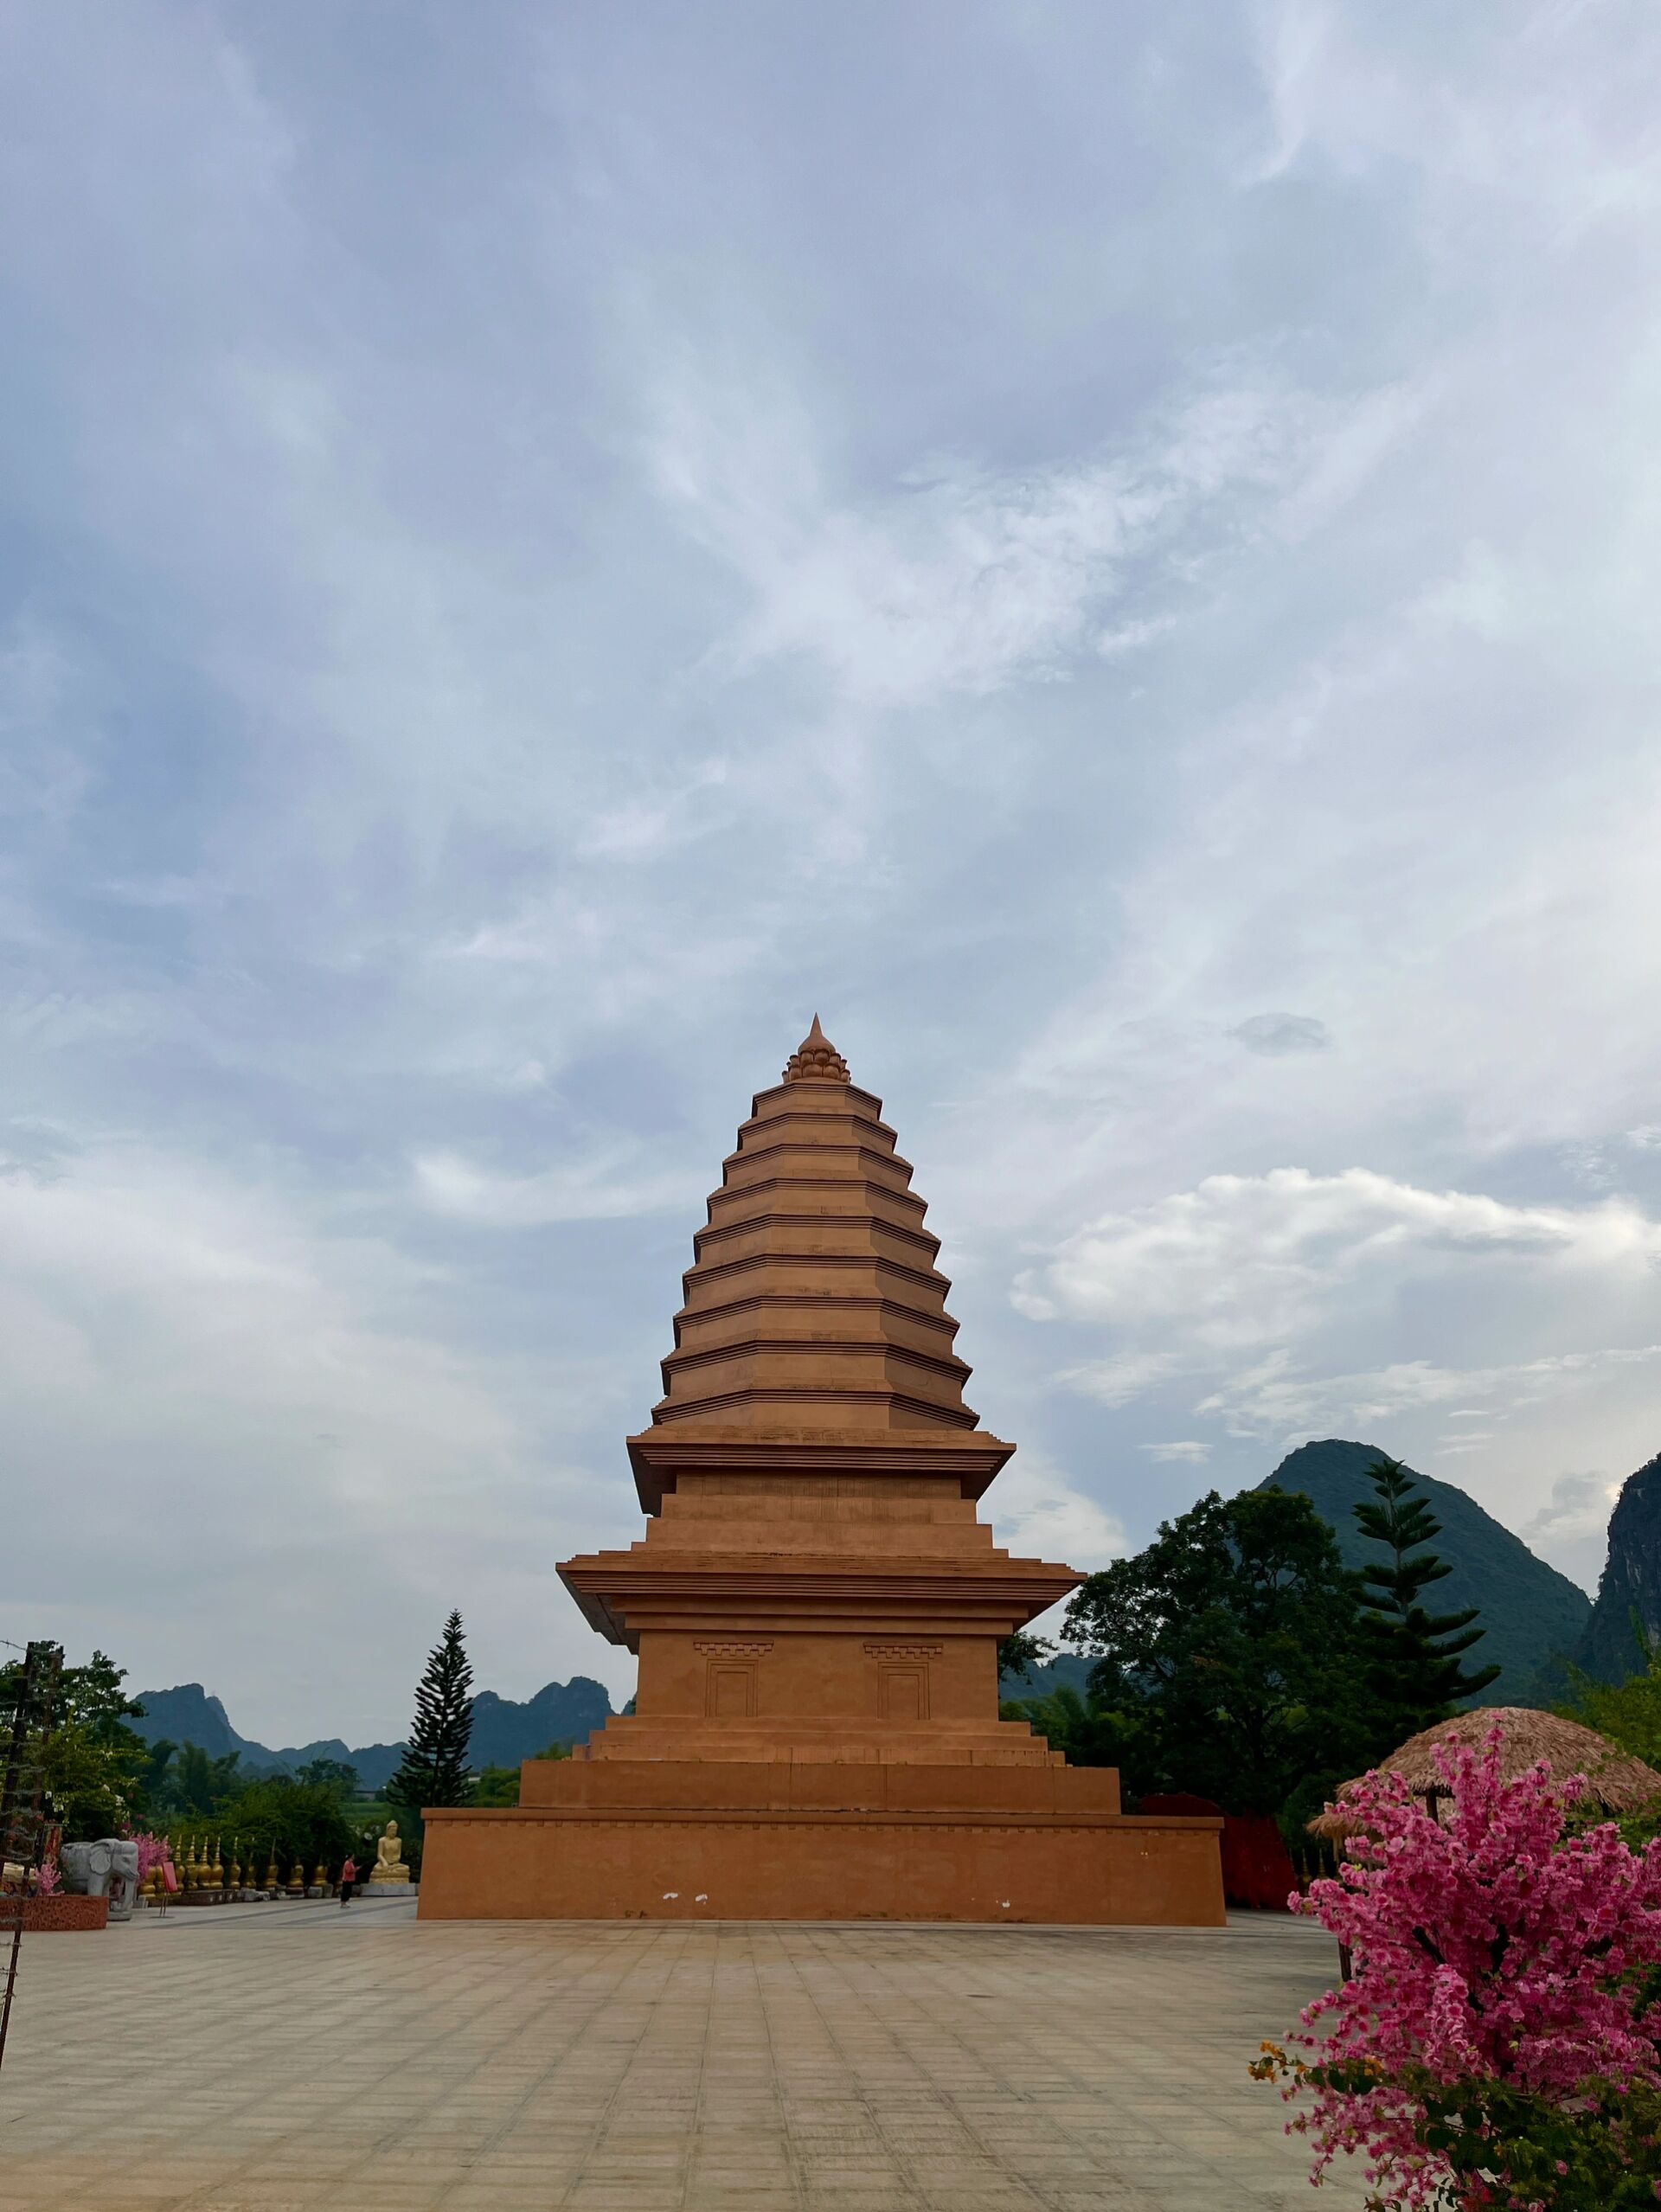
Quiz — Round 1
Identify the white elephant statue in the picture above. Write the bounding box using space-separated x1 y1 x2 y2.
58 1839 140 1920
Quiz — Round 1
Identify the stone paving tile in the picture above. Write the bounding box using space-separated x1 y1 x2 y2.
0 1906 1365 2209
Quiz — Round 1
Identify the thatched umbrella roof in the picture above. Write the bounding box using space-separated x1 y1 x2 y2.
1308 1706 1661 1838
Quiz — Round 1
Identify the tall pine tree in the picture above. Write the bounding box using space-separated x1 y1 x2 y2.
1354 1459 1499 1738
388 1610 475 1815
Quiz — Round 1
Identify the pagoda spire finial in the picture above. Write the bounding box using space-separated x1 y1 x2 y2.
783 1014 850 1085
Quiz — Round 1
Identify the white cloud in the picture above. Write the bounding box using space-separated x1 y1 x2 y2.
412 1148 689 1228
991 1447 1126 1572
0 1143 638 1734
1197 1345 1661 1440
1141 1440 1210 1465
1096 614 1176 658
1251 2 1661 234
1020 1169 1661 1350
649 362 1398 711
1059 1350 1180 1408
1523 1471 1621 1542
1521 1471 1624 1593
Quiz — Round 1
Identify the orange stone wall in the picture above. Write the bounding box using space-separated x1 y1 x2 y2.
635 1630 1000 1729
419 1805 1222 1927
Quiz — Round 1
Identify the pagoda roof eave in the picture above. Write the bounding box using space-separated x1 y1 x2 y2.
555 1552 1078 1645
560 1580 636 1651
625 1424 1015 1513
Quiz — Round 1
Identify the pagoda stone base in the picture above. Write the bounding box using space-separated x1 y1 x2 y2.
416 1762 1224 1926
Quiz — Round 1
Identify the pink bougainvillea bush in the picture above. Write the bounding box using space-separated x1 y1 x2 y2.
1253 1729 1661 2209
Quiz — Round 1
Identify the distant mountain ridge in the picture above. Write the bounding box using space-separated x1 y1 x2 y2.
131 1677 616 1792
1578 1450 1661 1683
1260 1439 1592 1706
997 1652 1094 1702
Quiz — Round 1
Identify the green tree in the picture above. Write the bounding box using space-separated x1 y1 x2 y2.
164 1744 246 1818
36 1724 144 1841
999 1682 1156 1788
996 1630 1055 1685
292 1758 359 1797
0 1647 153 1840
214 1776 355 1875
471 1740 572 1810
1353 1456 1498 1735
1062 1488 1378 1817
1559 1616 1661 1767
1558 1615 1661 1844
388 1610 475 1822
140 1737 177 1805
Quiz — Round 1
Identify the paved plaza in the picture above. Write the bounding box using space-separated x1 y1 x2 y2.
0 1901 1364 2210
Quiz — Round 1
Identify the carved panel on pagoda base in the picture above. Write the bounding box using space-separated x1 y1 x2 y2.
864 1639 940 1722
693 1638 773 1719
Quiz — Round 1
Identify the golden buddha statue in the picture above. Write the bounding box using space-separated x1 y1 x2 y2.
368 1819 411 1885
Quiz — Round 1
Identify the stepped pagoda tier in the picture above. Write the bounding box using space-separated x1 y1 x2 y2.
419 1024 1223 1925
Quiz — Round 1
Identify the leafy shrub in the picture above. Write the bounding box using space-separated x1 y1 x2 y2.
210 1777 355 1875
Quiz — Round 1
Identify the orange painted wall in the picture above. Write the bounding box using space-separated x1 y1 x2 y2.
636 1630 1000 1726
418 1806 1224 1927
518 1758 1119 1813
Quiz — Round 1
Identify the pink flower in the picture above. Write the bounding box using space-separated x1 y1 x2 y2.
1269 1727 1661 2207
127 1831 171 1881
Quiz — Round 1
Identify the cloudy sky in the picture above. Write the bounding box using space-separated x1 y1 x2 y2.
4 3 1660 1746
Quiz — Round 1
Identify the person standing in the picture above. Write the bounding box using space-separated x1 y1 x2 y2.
338 1853 356 1907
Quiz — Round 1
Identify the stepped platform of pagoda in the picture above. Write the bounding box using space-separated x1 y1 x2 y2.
419 1022 1223 1927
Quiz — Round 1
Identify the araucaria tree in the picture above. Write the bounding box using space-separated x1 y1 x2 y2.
388 1611 475 1813
1061 1488 1376 1816
1354 1457 1498 1738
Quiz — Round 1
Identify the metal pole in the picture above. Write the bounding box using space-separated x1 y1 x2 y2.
0 1641 64 2079
0 1657 34 1863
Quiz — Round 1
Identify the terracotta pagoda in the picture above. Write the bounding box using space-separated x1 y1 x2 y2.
420 1022 1222 1923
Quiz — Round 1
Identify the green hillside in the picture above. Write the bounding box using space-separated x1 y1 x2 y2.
997 1651 1095 1702
1258 1439 1591 1708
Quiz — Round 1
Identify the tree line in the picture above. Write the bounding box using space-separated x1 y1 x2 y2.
0 1608 549 1876
1001 1456 1502 1831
